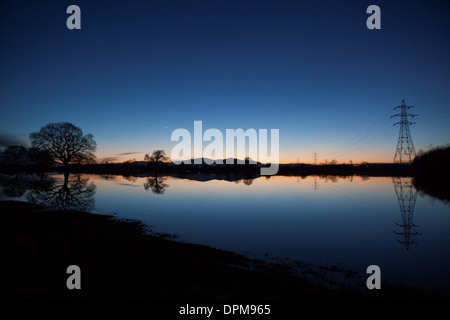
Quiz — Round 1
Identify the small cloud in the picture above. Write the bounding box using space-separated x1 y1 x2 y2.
99 152 143 163
117 152 142 156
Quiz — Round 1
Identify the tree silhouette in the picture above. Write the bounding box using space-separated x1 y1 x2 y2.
144 150 168 173
1 145 28 166
30 122 96 170
28 147 53 167
329 159 338 165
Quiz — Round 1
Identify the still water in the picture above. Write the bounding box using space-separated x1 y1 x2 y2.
1 173 449 290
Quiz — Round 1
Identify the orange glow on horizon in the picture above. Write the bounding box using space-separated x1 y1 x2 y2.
96 152 395 165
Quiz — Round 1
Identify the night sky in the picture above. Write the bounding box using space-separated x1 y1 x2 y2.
1 0 449 163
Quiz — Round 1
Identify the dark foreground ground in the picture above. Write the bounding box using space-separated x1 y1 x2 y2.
0 201 442 300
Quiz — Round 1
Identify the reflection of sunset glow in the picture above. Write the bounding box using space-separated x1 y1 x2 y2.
81 173 395 196
96 151 396 165
2 171 448 291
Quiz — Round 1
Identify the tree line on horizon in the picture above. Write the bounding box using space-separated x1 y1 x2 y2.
1 122 449 173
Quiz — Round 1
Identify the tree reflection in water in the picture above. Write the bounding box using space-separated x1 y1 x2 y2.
0 173 53 198
0 174 32 197
27 173 96 211
143 175 169 195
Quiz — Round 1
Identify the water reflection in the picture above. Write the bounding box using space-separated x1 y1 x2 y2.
0 173 53 197
392 177 421 250
1 172 449 288
26 173 96 211
123 175 138 183
144 175 169 194
99 174 116 181
0 174 32 197
313 175 319 190
0 174 436 254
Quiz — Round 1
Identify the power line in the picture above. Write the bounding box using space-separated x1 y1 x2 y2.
415 113 450 124
327 115 395 160
415 95 450 113
409 81 450 105
328 109 392 157
335 126 396 160
322 83 450 162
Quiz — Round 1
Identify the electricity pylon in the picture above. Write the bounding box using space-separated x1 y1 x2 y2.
392 177 421 250
392 100 416 163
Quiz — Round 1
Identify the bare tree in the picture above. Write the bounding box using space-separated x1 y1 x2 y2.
30 123 96 170
144 150 168 173
329 159 338 165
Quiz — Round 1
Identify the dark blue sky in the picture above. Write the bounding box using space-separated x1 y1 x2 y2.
1 0 449 163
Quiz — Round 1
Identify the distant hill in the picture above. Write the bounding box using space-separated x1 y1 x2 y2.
175 158 262 165
115 158 261 166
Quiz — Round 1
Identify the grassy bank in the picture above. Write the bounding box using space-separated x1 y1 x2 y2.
0 201 437 300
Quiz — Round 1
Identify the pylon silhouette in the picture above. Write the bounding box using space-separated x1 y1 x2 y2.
392 100 416 163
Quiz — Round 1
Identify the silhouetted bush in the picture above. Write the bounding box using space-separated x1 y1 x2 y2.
412 145 450 174
0 145 53 172
412 145 450 205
